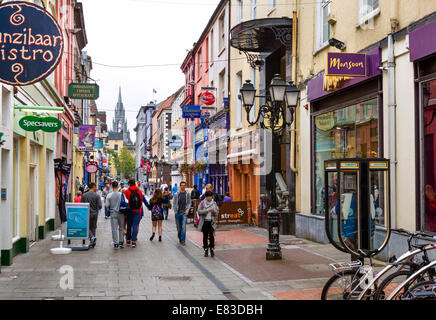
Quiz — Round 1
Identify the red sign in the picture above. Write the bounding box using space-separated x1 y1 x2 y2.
200 91 215 105
86 161 98 173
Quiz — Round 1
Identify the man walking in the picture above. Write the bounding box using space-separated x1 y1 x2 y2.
200 184 223 207
102 183 111 219
105 181 124 249
81 182 102 248
124 179 144 248
172 181 191 246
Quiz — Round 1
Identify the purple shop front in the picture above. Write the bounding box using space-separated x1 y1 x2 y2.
308 48 381 102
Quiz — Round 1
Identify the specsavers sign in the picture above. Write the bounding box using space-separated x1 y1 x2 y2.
19 116 62 132
0 1 64 86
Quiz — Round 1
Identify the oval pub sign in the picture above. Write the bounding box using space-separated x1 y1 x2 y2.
200 91 215 106
0 1 64 86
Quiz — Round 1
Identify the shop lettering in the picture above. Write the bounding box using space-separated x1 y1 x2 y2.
0 2 63 85
329 58 364 71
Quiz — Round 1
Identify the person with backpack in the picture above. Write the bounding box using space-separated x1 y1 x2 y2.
172 181 191 246
123 179 144 248
105 181 124 249
197 191 219 257
144 189 167 242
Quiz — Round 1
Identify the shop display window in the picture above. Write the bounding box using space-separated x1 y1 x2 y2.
422 79 436 232
314 98 379 216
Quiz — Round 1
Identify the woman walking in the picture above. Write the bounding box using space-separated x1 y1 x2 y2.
197 191 219 257
145 189 167 242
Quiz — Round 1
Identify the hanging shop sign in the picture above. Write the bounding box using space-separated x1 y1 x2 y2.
19 116 62 132
168 135 183 151
326 52 367 77
0 132 5 147
182 105 202 119
94 139 103 149
78 125 96 151
200 91 216 106
0 1 64 86
68 83 100 100
86 161 98 174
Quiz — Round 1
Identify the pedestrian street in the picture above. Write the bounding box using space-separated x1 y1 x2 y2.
0 196 357 301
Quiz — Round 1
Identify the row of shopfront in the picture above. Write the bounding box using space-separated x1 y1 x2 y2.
295 13 436 258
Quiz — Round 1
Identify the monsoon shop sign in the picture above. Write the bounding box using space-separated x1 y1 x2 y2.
326 53 367 77
19 116 62 132
0 1 63 86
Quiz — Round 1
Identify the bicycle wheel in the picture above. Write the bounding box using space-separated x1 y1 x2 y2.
321 270 364 300
402 280 436 300
373 270 414 300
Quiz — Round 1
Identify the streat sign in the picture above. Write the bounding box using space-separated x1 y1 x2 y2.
0 1 64 86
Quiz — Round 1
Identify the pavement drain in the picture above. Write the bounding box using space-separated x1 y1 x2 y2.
158 276 192 281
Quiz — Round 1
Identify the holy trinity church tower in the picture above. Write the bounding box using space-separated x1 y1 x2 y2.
111 87 133 146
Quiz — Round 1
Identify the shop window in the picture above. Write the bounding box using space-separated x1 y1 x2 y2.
422 79 436 232
314 98 379 216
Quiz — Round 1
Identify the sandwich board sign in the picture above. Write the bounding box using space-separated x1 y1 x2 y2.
65 202 90 250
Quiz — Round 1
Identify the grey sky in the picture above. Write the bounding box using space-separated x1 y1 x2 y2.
80 0 220 141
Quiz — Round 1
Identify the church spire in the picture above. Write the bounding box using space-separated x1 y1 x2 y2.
118 86 122 105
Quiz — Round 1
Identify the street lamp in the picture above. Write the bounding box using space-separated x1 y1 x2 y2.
240 73 300 260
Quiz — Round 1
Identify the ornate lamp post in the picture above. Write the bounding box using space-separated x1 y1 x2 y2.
239 74 300 260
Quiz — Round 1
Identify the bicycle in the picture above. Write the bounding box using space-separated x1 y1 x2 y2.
321 248 380 300
373 229 436 300
321 229 436 300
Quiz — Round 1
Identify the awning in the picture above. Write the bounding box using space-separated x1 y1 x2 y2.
227 149 258 159
230 17 293 53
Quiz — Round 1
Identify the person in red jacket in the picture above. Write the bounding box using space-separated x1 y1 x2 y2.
124 179 144 248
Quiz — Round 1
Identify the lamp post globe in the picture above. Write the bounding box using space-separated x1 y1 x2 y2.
285 82 300 108
269 74 288 103
240 80 256 110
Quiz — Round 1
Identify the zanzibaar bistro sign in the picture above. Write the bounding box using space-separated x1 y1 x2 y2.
19 116 62 132
326 52 367 77
0 2 64 86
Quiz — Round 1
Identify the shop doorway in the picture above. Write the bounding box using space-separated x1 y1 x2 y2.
28 165 38 242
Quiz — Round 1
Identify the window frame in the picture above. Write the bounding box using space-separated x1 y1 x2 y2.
251 0 257 20
237 0 243 23
316 0 331 50
358 0 380 26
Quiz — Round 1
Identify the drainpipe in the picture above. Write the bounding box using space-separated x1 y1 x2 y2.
290 9 298 174
387 34 396 231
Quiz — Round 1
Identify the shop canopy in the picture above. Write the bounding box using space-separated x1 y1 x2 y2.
230 17 293 53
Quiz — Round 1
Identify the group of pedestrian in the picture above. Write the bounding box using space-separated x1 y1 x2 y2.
78 177 223 259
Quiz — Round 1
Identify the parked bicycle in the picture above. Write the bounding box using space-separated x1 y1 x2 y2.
321 229 436 300
373 228 436 300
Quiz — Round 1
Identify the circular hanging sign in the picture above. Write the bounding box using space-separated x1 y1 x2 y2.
0 1 64 86
86 161 98 174
168 135 183 151
19 116 62 132
200 91 215 106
